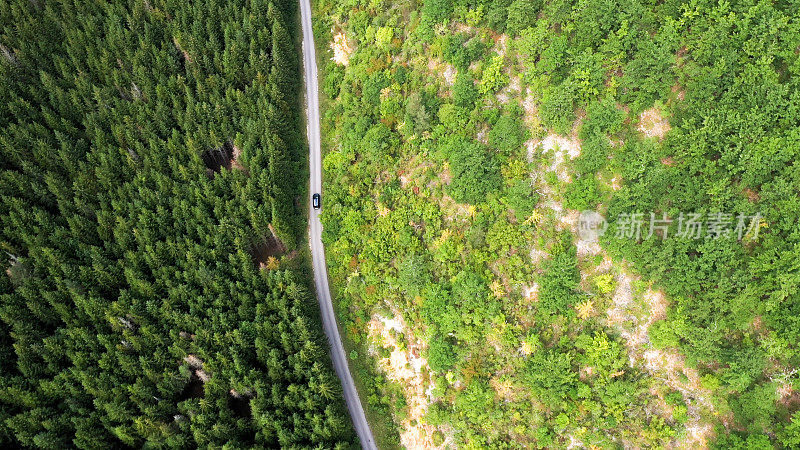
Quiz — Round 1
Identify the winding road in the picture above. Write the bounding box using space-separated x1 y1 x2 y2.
298 0 377 448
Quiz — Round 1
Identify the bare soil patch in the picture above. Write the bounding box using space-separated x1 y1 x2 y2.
425 59 457 87
671 83 686 101
606 270 716 447
522 90 540 130
532 134 582 183
638 107 671 139
743 187 760 203
496 74 521 104
331 31 354 66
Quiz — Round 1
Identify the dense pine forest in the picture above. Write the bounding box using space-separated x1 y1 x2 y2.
0 0 356 447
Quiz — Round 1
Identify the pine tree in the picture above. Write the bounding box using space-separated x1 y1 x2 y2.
0 0 355 447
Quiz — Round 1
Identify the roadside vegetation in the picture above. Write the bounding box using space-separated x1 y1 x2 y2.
313 0 800 447
0 0 357 447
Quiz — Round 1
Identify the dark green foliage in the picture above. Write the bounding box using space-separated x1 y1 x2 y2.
575 97 625 176
506 0 543 36
523 350 576 405
483 0 514 33
443 34 487 70
443 33 469 68
505 179 539 221
537 245 581 318
0 0 355 448
573 134 611 175
427 335 459 372
452 73 479 110
364 71 390 108
311 0 800 445
488 106 528 157
445 138 502 204
397 255 431 298
711 429 774 450
573 97 623 177
404 92 431 137
598 0 800 442
730 384 778 434
581 97 626 138
563 176 601 211
451 270 501 334
620 32 679 109
540 83 577 134
421 0 453 25
779 412 800 448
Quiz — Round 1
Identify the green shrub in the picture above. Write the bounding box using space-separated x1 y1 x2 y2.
649 321 681 349
421 0 453 25
574 133 611 175
432 430 445 446
446 138 502 204
537 248 581 318
563 176 600 211
479 55 509 95
506 0 542 36
485 0 513 32
428 336 459 372
540 83 577 134
453 73 479 110
488 108 529 157
506 179 539 221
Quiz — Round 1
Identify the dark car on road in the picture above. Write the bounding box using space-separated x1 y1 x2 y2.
312 193 321 209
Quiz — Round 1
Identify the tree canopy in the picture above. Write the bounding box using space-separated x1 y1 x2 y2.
0 0 356 447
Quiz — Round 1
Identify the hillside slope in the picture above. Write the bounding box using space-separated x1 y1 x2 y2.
312 0 800 447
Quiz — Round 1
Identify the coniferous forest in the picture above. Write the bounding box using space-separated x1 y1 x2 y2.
0 0 356 447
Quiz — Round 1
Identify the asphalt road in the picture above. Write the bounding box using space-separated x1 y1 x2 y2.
298 1 377 448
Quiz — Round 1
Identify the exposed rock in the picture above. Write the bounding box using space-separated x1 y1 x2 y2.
331 31 354 66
